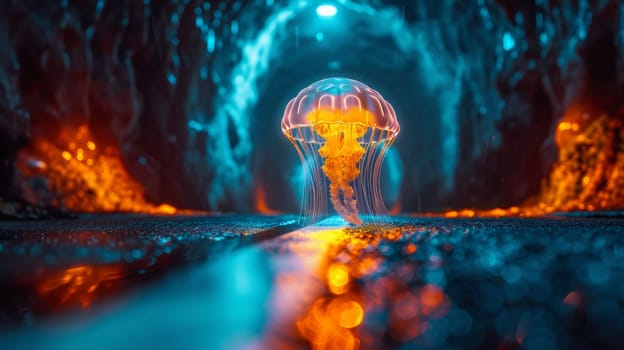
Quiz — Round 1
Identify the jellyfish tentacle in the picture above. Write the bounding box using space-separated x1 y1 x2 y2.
340 180 362 225
341 145 364 224
325 163 361 225
328 182 356 224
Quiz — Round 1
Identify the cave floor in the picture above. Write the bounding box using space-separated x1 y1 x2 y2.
1 214 624 349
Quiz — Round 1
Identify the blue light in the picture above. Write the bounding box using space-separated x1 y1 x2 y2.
167 72 177 85
502 32 515 51
316 4 337 17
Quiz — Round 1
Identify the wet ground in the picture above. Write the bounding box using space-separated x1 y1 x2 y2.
1 214 624 349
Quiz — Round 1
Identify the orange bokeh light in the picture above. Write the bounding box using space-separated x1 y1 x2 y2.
327 263 349 295
327 297 364 329
288 225 451 349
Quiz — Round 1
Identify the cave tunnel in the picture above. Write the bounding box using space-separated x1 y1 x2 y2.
6 0 619 215
1 1 624 349
250 2 438 213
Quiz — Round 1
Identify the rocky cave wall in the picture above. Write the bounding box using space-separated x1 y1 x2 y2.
0 0 622 213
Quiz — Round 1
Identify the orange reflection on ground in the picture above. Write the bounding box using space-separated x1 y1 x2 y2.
297 271 363 348
18 125 178 214
440 206 526 218
327 263 349 295
420 284 449 317
36 264 125 310
297 296 363 350
291 225 450 349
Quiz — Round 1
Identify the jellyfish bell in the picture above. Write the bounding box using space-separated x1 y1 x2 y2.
281 77 400 225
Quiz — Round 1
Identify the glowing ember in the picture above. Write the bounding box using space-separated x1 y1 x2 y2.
18 125 177 214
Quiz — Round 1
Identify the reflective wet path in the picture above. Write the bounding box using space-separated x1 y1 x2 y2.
1 215 624 349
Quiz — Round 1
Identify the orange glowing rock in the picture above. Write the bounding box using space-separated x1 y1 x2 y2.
435 112 624 218
282 78 400 225
539 115 624 212
18 125 177 214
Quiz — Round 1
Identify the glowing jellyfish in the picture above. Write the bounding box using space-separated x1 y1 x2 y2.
281 77 400 225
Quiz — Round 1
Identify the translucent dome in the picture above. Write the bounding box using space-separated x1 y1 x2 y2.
281 77 400 144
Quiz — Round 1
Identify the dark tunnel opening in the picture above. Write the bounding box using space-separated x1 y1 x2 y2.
249 3 461 213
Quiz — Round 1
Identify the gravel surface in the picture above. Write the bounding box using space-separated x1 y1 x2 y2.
1 215 623 349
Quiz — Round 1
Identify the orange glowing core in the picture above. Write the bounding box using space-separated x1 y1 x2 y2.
310 108 375 225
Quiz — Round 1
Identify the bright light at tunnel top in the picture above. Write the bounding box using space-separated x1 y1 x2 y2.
316 4 337 17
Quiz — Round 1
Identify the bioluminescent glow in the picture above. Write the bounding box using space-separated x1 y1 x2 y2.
281 78 400 225
316 4 337 17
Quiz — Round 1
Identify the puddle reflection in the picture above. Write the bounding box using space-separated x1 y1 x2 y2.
3 217 620 349
36 265 126 310
263 223 452 349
